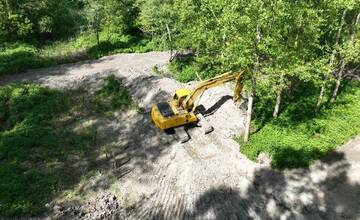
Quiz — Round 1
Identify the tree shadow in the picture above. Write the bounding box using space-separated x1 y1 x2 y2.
86 41 128 58
134 150 360 219
270 145 327 169
86 35 151 58
200 95 233 117
194 151 360 219
345 68 360 81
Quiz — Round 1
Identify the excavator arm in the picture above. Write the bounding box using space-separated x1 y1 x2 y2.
181 70 245 112
151 69 246 134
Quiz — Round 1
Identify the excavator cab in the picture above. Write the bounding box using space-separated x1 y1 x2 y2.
173 88 191 107
151 87 197 131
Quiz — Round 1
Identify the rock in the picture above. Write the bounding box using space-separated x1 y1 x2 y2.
257 152 272 167
53 205 63 212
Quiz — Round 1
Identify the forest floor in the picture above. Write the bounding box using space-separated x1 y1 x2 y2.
1 52 360 219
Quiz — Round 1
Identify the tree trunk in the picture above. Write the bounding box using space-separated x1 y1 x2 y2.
294 18 303 48
96 30 100 47
244 75 257 142
330 59 346 103
244 0 262 143
273 89 282 118
350 12 360 43
315 8 347 112
330 11 359 103
166 23 173 62
273 73 285 118
244 90 254 143
315 84 325 112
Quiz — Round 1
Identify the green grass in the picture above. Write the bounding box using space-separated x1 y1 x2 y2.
0 76 132 217
0 32 159 76
94 75 134 112
240 80 360 169
168 60 198 82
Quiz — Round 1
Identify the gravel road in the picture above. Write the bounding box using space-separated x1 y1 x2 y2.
1 52 360 220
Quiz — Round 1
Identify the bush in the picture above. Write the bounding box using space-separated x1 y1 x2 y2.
178 66 197 82
0 44 43 75
168 60 197 82
0 84 69 216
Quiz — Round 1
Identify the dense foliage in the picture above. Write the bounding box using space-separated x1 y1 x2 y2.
0 84 72 216
1 1 359 80
0 0 156 76
240 80 360 169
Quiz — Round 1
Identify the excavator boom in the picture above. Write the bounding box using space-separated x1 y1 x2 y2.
182 70 245 111
151 70 245 132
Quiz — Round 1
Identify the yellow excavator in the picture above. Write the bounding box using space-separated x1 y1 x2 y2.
151 70 246 141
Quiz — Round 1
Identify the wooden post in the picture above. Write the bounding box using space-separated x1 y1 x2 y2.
166 23 173 61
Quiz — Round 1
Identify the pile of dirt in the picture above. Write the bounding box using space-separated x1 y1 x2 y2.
52 192 128 220
194 83 247 138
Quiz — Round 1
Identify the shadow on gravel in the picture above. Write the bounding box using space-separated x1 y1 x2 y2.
0 73 179 218
146 151 360 219
123 74 171 106
70 75 178 190
202 95 233 116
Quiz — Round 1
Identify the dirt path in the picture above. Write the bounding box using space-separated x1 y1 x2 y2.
1 52 360 219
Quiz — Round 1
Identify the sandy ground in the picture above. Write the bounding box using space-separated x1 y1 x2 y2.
1 52 360 220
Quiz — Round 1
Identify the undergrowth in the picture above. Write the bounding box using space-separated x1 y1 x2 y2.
0 32 160 76
0 76 132 217
168 60 198 82
240 80 360 169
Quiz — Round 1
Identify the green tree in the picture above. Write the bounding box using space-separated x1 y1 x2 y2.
85 0 104 46
85 0 138 46
314 0 358 112
0 0 84 40
138 0 178 59
330 9 360 103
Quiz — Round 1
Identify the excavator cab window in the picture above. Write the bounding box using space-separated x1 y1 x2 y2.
173 94 179 100
174 94 187 107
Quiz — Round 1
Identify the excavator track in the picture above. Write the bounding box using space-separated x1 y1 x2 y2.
196 113 214 134
175 126 190 143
